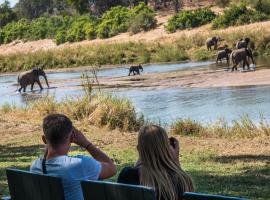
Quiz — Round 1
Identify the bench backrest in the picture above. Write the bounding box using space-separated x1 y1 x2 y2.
6 168 65 200
81 180 155 200
81 181 249 200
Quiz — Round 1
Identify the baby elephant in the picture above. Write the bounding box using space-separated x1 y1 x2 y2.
18 68 50 92
128 64 143 76
216 48 232 64
206 36 220 51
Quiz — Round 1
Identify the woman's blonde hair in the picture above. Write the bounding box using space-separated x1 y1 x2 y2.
138 125 194 200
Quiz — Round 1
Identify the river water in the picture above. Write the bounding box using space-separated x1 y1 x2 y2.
1 58 270 124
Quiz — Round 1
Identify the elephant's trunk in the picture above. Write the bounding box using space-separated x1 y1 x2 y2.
43 75 50 88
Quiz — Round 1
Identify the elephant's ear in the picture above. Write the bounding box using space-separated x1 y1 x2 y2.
32 68 39 76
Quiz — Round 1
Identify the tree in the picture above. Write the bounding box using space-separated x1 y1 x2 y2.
0 1 17 27
67 0 90 14
173 0 180 13
15 0 53 20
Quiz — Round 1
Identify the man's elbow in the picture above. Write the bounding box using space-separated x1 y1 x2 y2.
99 162 117 179
109 162 117 177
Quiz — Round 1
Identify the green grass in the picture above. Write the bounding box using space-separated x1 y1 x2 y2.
0 133 269 199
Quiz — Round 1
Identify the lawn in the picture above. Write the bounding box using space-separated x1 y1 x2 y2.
0 111 269 199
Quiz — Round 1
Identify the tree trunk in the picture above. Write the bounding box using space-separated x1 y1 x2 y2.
174 0 179 13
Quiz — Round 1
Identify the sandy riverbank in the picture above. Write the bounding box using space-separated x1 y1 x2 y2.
87 68 270 89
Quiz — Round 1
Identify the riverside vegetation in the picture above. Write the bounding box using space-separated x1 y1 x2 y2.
1 1 270 72
0 87 269 199
1 25 270 72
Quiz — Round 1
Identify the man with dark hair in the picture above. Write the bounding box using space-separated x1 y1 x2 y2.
30 114 116 200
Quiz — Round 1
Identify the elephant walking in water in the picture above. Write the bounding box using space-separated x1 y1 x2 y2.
18 68 50 92
230 48 254 71
216 47 232 64
206 36 220 50
128 64 143 76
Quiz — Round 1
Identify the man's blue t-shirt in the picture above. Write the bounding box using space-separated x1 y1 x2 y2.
30 155 101 200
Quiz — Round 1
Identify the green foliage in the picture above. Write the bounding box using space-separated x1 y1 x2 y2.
166 8 216 32
212 4 269 29
128 2 157 34
0 4 156 44
215 0 231 7
253 0 270 14
0 1 17 27
166 8 216 33
97 6 130 38
1 19 30 43
65 15 98 42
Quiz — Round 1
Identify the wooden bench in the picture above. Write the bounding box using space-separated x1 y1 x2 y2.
4 168 65 200
81 180 250 200
3 168 249 200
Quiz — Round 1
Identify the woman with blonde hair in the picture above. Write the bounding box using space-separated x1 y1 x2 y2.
118 125 194 200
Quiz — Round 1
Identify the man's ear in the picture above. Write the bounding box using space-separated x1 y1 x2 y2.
42 135 47 144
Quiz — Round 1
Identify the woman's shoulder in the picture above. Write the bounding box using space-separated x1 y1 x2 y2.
117 166 140 185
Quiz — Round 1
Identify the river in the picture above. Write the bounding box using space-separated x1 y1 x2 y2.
1 58 270 124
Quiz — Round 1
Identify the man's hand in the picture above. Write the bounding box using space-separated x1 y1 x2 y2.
71 127 90 148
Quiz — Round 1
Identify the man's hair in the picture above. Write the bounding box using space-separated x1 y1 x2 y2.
43 114 73 146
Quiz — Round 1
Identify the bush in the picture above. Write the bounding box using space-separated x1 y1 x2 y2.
254 0 270 15
66 15 98 42
1 19 30 43
171 119 205 136
166 8 216 33
97 6 130 38
212 4 269 29
55 30 67 45
128 3 157 34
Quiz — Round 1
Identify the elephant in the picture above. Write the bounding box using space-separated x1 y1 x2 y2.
236 37 250 49
128 64 143 76
216 47 232 64
230 48 255 71
18 68 50 92
206 36 220 51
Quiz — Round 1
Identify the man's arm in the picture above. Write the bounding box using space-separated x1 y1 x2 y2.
72 127 117 179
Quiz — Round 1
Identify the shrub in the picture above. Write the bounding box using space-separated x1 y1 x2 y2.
97 6 130 38
1 19 30 43
128 3 157 34
212 4 269 29
166 8 216 33
55 30 67 45
66 15 98 42
171 119 205 136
